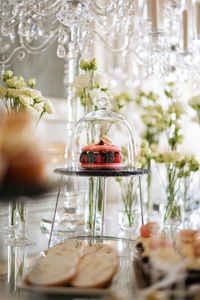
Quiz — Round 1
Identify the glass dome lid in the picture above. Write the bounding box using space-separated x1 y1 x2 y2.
72 96 137 170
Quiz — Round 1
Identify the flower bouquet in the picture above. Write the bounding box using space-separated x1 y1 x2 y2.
0 70 54 245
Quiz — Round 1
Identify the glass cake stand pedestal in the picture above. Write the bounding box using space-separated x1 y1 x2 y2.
48 167 150 247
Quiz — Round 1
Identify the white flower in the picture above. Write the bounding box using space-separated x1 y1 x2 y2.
89 89 107 103
28 89 42 99
6 77 26 89
168 101 185 115
27 78 36 88
162 151 182 163
2 70 13 80
19 95 34 105
141 114 153 125
23 104 39 119
0 86 7 98
189 95 200 107
34 95 45 103
80 58 90 70
44 100 54 114
7 88 21 98
33 103 44 114
73 73 90 91
94 72 108 89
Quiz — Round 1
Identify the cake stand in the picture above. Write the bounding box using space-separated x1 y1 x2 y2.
48 167 150 247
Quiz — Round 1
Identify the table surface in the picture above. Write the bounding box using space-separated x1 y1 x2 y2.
0 187 139 300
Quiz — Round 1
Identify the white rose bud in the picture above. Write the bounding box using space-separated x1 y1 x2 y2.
5 77 18 88
29 89 42 99
7 88 21 98
0 86 7 98
19 95 34 105
44 100 54 114
73 73 90 91
33 103 44 114
34 95 45 103
6 77 26 88
27 78 36 88
2 70 13 81
15 80 27 89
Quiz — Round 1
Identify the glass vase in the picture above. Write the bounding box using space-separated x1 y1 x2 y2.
163 188 183 229
118 177 139 237
7 199 35 246
2 201 17 238
8 246 27 294
85 177 107 236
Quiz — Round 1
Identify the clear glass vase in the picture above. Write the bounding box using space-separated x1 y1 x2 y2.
85 177 107 236
2 201 17 238
8 246 27 294
7 199 35 246
163 193 183 229
118 177 139 237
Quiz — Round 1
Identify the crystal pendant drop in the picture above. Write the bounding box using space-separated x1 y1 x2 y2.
57 44 66 58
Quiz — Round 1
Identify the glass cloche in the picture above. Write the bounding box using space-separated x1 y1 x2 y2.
72 96 137 170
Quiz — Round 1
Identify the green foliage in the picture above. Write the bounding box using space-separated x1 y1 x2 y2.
111 92 132 113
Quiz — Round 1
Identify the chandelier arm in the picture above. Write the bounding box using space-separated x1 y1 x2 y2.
88 0 120 16
33 1 62 17
0 47 29 67
19 29 59 55
94 30 130 53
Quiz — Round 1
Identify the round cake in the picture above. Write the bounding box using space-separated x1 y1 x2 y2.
80 136 122 169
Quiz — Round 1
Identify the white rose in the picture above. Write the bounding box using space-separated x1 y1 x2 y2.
94 72 108 89
28 89 42 99
33 103 44 114
0 86 7 98
34 95 45 103
23 104 39 119
5 77 18 88
6 77 26 89
189 95 200 106
2 70 13 80
19 95 34 105
44 100 54 114
27 78 36 88
7 88 21 98
73 73 90 91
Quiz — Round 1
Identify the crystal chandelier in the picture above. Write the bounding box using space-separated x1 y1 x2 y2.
1 0 200 85
0 0 134 73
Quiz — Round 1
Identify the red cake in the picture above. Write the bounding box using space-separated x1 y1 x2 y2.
80 136 122 169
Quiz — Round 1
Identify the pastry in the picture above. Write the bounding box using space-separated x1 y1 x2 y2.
135 222 160 256
80 136 122 169
134 224 200 291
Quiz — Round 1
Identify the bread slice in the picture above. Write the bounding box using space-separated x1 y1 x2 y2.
25 248 80 286
71 244 119 288
47 239 85 255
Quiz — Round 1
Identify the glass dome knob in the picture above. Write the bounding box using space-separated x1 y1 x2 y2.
96 96 111 111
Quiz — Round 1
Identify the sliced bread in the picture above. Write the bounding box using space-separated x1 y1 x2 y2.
25 248 80 286
71 244 119 288
47 239 85 255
